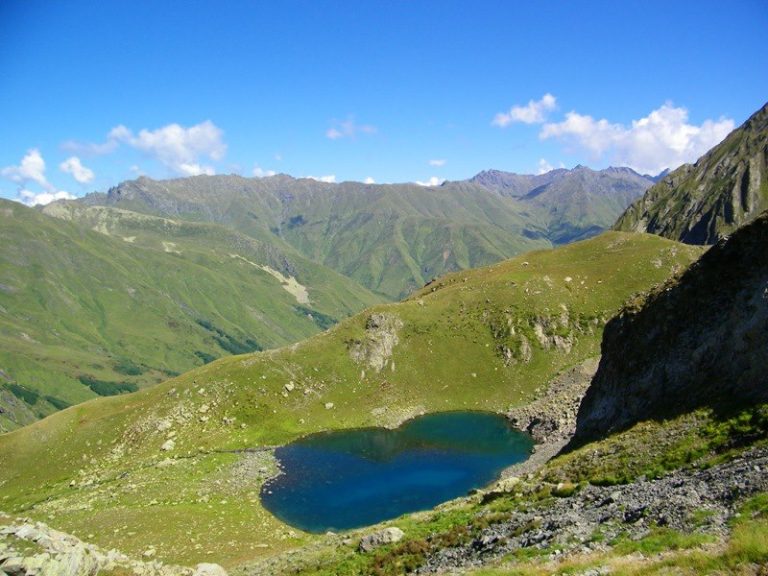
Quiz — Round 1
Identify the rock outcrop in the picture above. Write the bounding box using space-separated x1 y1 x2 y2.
0 519 227 576
358 527 405 553
573 210 768 444
347 313 403 372
615 101 768 244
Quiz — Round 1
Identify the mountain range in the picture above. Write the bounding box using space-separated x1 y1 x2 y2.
81 164 653 297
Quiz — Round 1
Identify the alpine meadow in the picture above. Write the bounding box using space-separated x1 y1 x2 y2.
1 3 767 576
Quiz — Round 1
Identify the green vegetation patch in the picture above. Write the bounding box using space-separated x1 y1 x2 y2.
77 376 138 396
195 319 263 355
612 527 713 555
7 383 40 405
295 305 337 331
546 404 768 486
112 359 145 376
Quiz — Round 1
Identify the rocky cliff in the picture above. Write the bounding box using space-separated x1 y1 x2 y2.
614 102 768 244
573 210 768 444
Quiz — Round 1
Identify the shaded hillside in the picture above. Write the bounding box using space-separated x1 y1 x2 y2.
80 175 551 299
574 210 768 445
0 232 701 567
0 200 380 431
469 165 653 243
615 101 768 243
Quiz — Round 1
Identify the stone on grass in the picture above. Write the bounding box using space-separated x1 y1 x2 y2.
359 527 405 552
193 562 228 576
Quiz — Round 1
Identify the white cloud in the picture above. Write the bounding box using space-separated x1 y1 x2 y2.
537 158 554 175
63 121 226 176
59 156 94 183
493 93 557 127
306 174 336 183
364 176 375 184
428 159 446 167
326 117 377 140
3 149 79 205
18 189 76 207
119 121 225 176
2 149 83 206
253 165 277 178
540 103 735 174
177 163 215 176
1 148 55 191
415 176 445 187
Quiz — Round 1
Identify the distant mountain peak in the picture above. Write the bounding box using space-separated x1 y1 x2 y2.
466 165 653 244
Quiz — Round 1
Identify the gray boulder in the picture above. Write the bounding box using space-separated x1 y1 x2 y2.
193 563 228 576
359 527 405 553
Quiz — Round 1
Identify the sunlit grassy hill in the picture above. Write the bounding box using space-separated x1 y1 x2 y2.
0 199 381 430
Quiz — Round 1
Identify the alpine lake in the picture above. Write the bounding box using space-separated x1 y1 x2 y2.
260 411 534 532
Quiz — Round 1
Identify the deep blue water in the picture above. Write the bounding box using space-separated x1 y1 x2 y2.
260 411 533 532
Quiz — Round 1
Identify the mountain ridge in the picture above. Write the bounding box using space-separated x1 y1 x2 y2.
614 101 768 243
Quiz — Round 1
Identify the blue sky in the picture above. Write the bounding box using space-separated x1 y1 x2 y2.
1 0 766 205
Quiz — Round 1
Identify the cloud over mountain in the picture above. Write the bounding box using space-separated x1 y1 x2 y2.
59 156 94 183
540 103 734 175
63 121 227 176
326 117 377 140
2 149 76 205
493 93 557 126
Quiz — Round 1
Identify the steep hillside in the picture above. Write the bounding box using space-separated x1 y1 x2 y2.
0 200 381 431
0 231 701 568
615 101 768 243
469 166 653 243
573 209 768 444
80 175 551 299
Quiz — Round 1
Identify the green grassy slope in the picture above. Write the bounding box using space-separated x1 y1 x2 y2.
0 231 702 568
0 200 381 430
